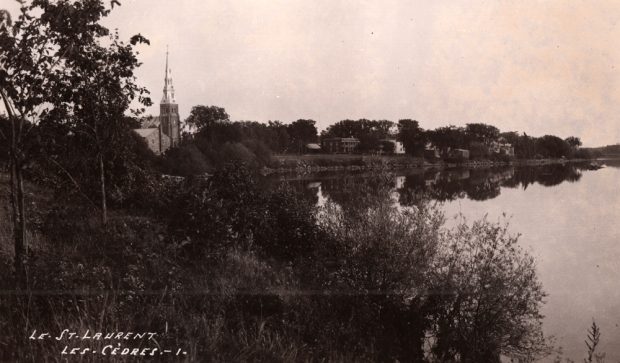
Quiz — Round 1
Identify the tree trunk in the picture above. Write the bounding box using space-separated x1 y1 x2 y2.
99 153 107 225
2 89 26 288
14 159 26 287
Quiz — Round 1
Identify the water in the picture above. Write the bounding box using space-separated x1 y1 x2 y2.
268 161 620 362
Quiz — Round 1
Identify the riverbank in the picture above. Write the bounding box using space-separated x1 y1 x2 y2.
263 154 592 174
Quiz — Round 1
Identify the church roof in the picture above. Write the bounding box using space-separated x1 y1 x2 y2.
133 128 158 138
140 116 160 128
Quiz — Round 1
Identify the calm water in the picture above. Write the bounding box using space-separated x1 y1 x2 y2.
269 160 620 362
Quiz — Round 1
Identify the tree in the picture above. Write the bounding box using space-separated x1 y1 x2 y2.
565 136 582 149
537 135 570 158
287 119 317 154
322 119 394 153
465 123 500 145
41 2 151 225
397 119 425 156
427 126 467 154
321 119 362 139
185 105 229 133
267 120 290 153
0 0 150 283
0 0 67 285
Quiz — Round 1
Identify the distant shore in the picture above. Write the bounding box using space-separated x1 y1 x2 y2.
263 154 593 174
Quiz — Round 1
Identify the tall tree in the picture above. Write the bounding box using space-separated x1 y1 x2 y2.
185 105 229 133
397 119 426 156
465 123 500 145
537 135 570 158
427 126 467 154
41 1 151 225
287 119 317 153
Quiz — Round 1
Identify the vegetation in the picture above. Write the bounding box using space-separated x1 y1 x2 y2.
160 106 320 175
159 112 594 176
0 164 550 361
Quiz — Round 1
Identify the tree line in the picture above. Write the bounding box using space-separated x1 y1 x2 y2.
162 105 592 176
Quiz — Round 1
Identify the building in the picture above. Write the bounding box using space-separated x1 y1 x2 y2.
449 148 470 160
380 139 405 154
134 128 171 154
305 143 322 153
490 138 515 157
321 137 360 153
134 48 181 154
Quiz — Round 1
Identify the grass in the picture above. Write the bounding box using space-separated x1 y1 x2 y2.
270 154 425 169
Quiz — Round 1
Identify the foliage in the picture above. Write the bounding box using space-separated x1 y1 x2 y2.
185 105 229 132
429 217 548 362
322 119 395 152
287 119 318 153
565 136 582 149
159 142 210 176
397 119 426 156
427 126 467 154
537 135 571 159
465 123 500 144
584 321 605 363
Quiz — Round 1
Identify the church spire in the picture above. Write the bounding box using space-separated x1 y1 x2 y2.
162 46 175 104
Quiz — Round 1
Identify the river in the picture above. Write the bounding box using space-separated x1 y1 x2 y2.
268 160 620 362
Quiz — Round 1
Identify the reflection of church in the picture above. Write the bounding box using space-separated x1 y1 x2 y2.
134 49 181 154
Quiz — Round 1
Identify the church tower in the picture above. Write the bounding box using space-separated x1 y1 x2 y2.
159 47 181 147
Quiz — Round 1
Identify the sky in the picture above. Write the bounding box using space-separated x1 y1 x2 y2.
5 0 620 146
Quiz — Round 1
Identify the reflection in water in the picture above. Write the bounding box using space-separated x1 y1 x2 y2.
271 163 587 209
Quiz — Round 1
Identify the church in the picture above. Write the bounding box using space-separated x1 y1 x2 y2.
134 49 181 154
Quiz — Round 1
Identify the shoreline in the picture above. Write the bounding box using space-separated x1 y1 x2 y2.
262 154 594 175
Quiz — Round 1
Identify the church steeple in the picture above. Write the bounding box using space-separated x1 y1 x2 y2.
159 46 180 148
161 46 175 104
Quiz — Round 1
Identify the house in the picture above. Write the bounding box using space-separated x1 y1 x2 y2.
449 148 470 160
490 138 515 157
379 139 405 154
424 147 441 160
321 137 360 153
424 142 441 160
305 143 322 153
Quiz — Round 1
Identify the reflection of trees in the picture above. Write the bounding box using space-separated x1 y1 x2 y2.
273 163 589 208
462 169 503 201
397 174 428 206
425 177 467 202
397 170 469 206
536 166 581 186
320 174 395 212
464 181 501 201
507 164 582 188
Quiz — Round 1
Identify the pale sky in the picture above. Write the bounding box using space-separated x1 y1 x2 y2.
6 0 620 146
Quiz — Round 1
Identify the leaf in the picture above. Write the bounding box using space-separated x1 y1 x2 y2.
130 33 149 45
110 0 121 9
